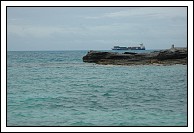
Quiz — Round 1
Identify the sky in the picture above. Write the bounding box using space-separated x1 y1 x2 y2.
7 7 187 51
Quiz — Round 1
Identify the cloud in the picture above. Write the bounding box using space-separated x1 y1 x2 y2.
7 24 86 38
84 7 187 20
8 18 18 21
8 25 57 38
7 7 187 50
7 22 130 40
84 10 132 19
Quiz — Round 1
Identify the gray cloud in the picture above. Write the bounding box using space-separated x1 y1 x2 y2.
7 7 187 51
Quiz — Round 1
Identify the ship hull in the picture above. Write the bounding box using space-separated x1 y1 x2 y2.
112 45 145 50
112 48 145 50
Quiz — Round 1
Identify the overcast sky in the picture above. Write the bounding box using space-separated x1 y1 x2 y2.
7 7 187 51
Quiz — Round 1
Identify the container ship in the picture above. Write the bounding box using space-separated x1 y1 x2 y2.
112 43 145 50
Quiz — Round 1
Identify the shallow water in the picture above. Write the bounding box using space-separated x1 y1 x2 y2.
7 51 187 126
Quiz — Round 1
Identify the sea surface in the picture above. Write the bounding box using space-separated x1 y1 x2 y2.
7 50 187 126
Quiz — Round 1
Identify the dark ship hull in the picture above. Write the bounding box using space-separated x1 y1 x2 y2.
112 44 145 50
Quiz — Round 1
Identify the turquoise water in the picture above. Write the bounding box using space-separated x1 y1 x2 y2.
7 51 187 126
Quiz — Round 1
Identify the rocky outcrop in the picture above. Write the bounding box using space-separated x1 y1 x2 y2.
155 48 187 60
83 48 187 65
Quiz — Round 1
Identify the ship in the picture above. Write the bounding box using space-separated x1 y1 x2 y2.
112 43 145 50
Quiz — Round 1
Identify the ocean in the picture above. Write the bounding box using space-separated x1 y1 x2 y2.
7 50 187 126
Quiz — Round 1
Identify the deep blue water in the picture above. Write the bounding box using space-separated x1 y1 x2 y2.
7 50 187 126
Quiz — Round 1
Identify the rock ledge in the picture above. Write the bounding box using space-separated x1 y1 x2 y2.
83 48 187 65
